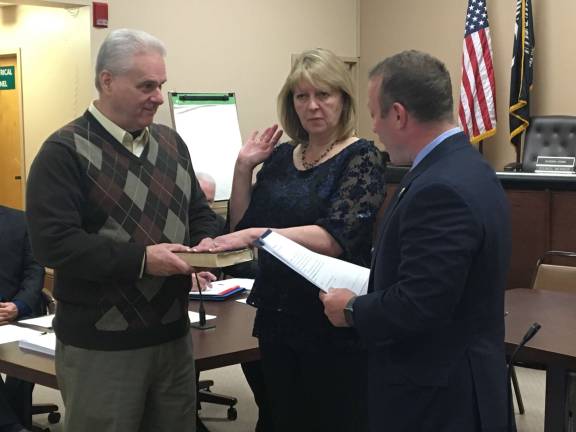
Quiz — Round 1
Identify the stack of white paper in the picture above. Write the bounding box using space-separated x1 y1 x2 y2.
18 332 56 356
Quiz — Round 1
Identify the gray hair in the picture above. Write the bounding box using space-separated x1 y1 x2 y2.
196 172 216 203
196 172 215 187
95 29 167 90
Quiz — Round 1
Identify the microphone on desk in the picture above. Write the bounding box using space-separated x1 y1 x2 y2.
508 322 542 367
507 322 542 432
190 273 215 330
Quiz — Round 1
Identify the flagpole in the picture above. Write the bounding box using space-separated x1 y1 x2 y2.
478 140 484 155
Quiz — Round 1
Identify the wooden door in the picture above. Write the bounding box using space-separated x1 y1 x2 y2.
0 53 24 210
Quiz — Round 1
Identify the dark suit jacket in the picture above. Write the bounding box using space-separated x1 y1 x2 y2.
0 205 44 316
354 133 511 431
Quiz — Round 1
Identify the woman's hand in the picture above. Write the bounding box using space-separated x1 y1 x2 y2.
193 237 215 252
237 124 283 169
192 228 264 253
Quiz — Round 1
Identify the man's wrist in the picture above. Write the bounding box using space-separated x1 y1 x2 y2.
343 296 357 327
12 300 29 319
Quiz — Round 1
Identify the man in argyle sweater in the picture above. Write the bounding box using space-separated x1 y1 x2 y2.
26 29 220 432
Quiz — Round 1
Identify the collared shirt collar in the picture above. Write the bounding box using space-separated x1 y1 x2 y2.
411 127 461 170
88 102 149 157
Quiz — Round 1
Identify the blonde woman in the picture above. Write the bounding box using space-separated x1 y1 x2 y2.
198 48 386 431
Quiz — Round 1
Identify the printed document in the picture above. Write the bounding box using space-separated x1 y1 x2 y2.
255 230 370 295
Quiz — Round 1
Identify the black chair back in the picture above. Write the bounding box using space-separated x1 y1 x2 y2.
522 116 576 172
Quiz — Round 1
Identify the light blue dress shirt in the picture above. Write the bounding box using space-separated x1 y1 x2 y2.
411 127 461 170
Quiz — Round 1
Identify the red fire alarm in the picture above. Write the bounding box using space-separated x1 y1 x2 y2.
93 2 108 28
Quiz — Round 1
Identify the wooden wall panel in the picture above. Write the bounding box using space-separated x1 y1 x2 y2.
507 190 550 289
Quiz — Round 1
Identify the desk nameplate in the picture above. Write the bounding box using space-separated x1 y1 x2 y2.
535 156 575 174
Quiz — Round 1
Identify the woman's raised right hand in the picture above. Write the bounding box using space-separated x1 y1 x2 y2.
237 124 283 169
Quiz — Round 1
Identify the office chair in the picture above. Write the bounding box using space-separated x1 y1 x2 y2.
530 250 576 292
195 267 244 423
509 250 576 415
195 261 264 425
198 379 238 421
505 116 576 172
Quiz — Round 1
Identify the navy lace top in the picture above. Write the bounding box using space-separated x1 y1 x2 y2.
237 139 386 349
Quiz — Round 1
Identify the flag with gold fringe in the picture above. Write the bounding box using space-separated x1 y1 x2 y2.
509 0 535 162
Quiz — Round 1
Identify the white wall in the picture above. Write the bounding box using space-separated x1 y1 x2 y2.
359 0 576 170
2 0 358 175
91 0 359 140
0 4 91 174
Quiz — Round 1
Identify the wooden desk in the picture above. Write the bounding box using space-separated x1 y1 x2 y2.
505 288 576 432
0 299 258 390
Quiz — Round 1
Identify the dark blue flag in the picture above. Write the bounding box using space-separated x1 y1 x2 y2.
509 0 535 162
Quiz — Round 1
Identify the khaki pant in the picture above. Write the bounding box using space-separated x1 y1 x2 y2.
55 333 196 432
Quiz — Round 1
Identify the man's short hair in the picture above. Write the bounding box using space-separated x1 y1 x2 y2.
369 50 453 123
95 29 166 91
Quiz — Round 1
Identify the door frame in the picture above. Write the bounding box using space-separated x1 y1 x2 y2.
0 48 26 207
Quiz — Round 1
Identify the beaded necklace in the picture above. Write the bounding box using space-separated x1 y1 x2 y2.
300 140 338 169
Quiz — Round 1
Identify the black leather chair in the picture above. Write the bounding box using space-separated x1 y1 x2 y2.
505 116 576 172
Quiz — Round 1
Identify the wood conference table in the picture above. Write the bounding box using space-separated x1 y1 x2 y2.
0 298 259 390
505 288 576 432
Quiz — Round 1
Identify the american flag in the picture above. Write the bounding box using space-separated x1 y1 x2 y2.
458 0 497 144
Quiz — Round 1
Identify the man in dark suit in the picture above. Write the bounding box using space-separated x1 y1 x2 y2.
0 205 45 432
321 51 511 431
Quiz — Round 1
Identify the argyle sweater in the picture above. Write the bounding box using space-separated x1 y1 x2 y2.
26 111 221 350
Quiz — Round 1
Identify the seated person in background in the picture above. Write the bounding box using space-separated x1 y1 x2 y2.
196 172 216 205
0 205 45 432
196 172 226 233
195 48 387 432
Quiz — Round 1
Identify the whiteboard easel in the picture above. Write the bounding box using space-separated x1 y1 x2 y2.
169 92 242 201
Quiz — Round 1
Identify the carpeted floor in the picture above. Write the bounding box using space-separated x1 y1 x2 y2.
31 365 546 431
